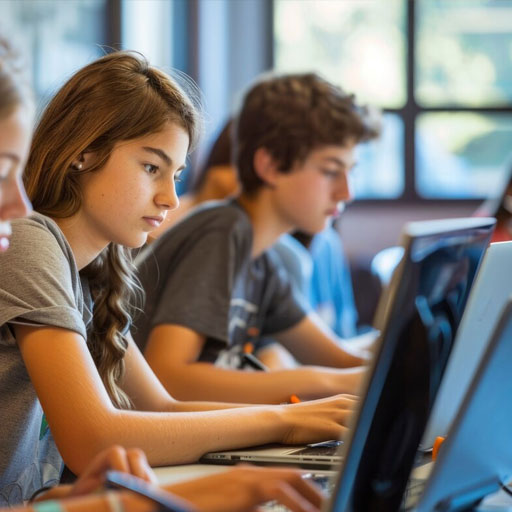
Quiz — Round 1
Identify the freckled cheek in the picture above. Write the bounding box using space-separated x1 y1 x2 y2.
117 176 146 202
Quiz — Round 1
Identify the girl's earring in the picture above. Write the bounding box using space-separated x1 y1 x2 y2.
71 154 84 171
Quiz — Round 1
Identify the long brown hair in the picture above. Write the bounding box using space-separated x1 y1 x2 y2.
24 51 200 409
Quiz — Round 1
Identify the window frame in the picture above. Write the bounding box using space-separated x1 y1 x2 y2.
271 0 512 207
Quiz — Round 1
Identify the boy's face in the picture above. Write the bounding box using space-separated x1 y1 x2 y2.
271 141 356 235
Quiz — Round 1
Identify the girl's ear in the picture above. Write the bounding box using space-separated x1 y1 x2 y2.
253 147 279 188
81 151 98 170
71 151 97 172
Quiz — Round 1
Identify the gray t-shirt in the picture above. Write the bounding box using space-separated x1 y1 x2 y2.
133 200 307 367
0 212 92 505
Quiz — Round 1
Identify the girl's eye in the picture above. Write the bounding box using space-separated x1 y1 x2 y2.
143 163 159 174
174 170 184 183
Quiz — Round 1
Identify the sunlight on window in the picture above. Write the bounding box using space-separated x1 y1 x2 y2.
121 0 173 70
352 114 404 199
416 113 512 198
2 0 106 102
416 0 512 106
274 0 406 109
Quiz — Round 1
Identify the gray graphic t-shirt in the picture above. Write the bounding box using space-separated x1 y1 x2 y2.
0 213 92 505
133 200 307 366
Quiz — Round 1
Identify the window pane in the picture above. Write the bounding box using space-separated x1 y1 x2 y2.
2 0 107 102
416 113 512 198
416 0 512 107
122 0 173 70
274 0 406 108
352 114 404 199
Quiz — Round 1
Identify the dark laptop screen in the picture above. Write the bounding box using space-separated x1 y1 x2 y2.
331 218 495 512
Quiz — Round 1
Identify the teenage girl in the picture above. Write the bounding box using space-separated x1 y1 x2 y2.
0 47 354 504
0 35 324 512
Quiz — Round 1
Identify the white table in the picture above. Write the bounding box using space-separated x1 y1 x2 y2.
154 463 232 486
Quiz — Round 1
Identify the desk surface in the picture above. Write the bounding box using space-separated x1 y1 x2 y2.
154 463 231 486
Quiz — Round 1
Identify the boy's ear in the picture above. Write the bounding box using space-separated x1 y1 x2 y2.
253 147 280 188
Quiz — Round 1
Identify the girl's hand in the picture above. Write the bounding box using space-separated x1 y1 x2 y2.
166 465 324 512
279 394 357 445
70 445 157 496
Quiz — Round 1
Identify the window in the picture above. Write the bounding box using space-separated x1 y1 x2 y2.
121 0 174 71
273 0 512 201
2 0 109 105
415 0 512 199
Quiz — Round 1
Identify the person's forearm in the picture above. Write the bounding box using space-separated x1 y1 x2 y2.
273 316 368 369
329 341 369 367
54 405 285 477
155 362 362 403
170 400 250 412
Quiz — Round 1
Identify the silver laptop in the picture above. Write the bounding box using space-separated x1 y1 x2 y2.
421 241 512 450
412 299 512 511
201 218 495 475
201 441 342 469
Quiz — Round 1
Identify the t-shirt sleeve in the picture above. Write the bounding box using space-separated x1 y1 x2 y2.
260 250 309 336
142 227 241 344
0 221 87 346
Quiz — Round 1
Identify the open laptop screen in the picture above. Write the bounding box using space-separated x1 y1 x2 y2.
416 299 512 511
330 217 495 512
421 240 512 450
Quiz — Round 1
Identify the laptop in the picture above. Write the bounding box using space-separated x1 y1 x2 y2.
201 217 495 474
412 299 512 511
200 441 343 469
421 241 512 450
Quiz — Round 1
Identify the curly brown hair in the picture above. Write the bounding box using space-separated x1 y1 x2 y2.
234 72 380 195
24 51 201 409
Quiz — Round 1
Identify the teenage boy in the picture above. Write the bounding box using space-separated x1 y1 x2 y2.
133 73 380 404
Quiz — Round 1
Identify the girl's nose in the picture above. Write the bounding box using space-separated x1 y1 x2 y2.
155 180 179 211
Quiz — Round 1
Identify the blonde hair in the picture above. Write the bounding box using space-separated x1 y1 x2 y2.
24 51 200 409
0 35 32 118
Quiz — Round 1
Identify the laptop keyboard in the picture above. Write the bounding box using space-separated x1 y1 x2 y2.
290 440 342 458
291 445 339 457
401 477 426 510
